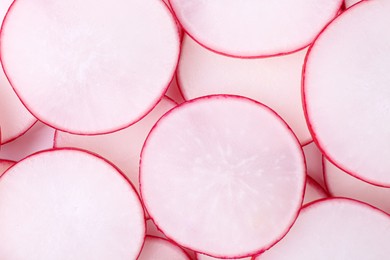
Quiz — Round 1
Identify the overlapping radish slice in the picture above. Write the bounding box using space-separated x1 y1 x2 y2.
169 0 342 57
146 219 166 239
138 236 190 260
0 0 180 135
257 198 390 259
303 0 390 187
140 95 305 258
303 176 328 205
0 149 145 259
302 142 325 188
55 97 176 193
197 253 251 260
324 158 390 214
0 159 14 176
178 36 311 144
345 0 361 8
166 77 185 104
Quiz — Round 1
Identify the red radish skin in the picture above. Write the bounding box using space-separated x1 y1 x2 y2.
141 95 306 258
0 159 15 176
1 0 180 135
0 149 145 259
302 141 326 189
178 35 311 144
303 176 328 206
138 236 191 260
169 0 343 58
303 0 390 187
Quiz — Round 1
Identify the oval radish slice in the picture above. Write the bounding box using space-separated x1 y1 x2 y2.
169 0 342 58
140 95 305 258
302 142 325 188
257 198 390 260
178 36 311 144
303 0 390 186
54 97 176 193
139 236 190 260
303 176 328 206
0 149 145 259
324 158 390 214
0 159 15 176
197 253 251 260
0 0 180 135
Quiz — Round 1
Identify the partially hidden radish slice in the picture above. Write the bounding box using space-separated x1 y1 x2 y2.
324 157 390 214
302 142 325 188
257 198 390 260
146 219 166 239
303 0 390 187
0 149 145 259
345 0 361 8
0 159 14 176
169 0 342 57
197 253 251 260
140 95 305 258
303 176 328 206
178 36 311 144
0 0 180 134
166 76 185 104
138 236 190 260
55 97 176 193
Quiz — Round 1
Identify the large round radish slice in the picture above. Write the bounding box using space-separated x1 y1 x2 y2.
178 36 311 144
324 158 390 214
303 0 390 186
303 176 328 206
139 236 190 260
0 0 180 135
0 149 145 259
169 0 342 57
0 159 14 176
257 198 390 260
141 95 305 258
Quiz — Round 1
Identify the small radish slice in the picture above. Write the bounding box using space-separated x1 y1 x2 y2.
0 149 145 259
303 0 390 186
169 0 342 57
138 236 190 260
166 77 185 104
141 95 305 258
257 198 390 260
1 0 180 134
197 253 251 260
345 0 361 8
178 36 311 144
0 159 15 176
55 97 176 193
303 176 328 206
302 142 325 188
0 121 55 161
324 157 390 214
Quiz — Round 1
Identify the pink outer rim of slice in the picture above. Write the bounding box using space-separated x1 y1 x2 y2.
169 0 343 58
0 159 15 176
139 235 191 260
0 148 146 259
0 0 180 135
140 95 306 258
302 0 390 187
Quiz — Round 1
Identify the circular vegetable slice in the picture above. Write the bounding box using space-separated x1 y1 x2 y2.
0 149 145 259
0 0 180 134
140 95 305 258
303 0 390 186
138 236 190 260
257 198 390 260
169 0 342 57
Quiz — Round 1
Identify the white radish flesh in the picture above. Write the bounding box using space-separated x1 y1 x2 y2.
141 95 305 258
0 159 14 176
0 149 145 259
302 142 325 188
138 236 190 260
303 176 328 206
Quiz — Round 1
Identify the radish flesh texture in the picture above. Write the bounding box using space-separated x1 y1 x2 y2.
304 0 390 186
0 0 179 134
324 158 390 214
178 35 311 144
257 198 390 260
0 160 14 176
138 236 190 260
169 0 342 57
0 149 145 259
141 95 305 258
303 177 327 206
302 142 325 188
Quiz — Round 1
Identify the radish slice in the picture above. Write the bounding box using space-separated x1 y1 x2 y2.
303 0 390 187
146 219 166 239
303 177 328 206
0 149 145 259
0 160 14 176
0 0 180 135
138 236 190 260
257 198 390 260
166 77 185 104
302 142 325 188
169 0 342 57
324 158 390 214
197 253 251 260
0 121 55 161
55 97 176 193
140 95 305 258
178 36 311 144
345 0 361 8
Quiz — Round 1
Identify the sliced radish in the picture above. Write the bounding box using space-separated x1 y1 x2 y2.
345 0 361 8
178 35 311 144
138 236 190 260
197 253 251 260
166 76 185 104
257 198 390 259
302 142 325 188
0 149 145 259
140 95 305 258
303 0 390 186
169 0 342 57
324 157 390 214
146 219 166 239
55 97 176 193
1 0 180 134
0 159 15 176
0 121 55 161
303 176 328 206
